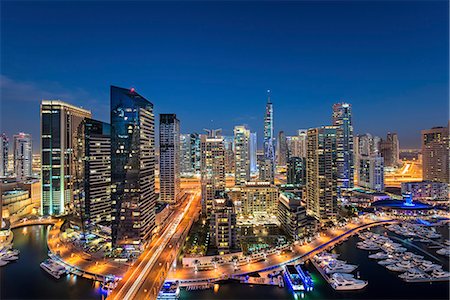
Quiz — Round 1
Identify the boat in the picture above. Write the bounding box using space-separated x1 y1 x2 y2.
368 252 389 260
431 269 450 279
378 258 398 266
325 262 357 274
40 259 67 279
399 271 426 281
294 264 314 291
2 255 19 261
0 260 8 267
330 273 368 290
157 281 180 299
284 265 305 291
436 248 450 256
386 264 407 272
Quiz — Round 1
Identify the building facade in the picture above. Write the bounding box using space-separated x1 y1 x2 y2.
422 126 449 183
234 125 251 186
287 156 306 186
249 132 258 174
180 134 193 174
263 92 275 178
380 132 400 168
239 182 278 217
278 192 315 240
0 133 8 177
287 130 307 159
358 155 384 192
277 131 288 166
13 133 32 180
401 181 448 201
210 195 237 255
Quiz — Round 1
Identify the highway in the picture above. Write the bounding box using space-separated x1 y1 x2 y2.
108 191 201 300
385 160 423 187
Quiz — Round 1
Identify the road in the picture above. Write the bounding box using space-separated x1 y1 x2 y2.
384 160 422 187
108 191 201 300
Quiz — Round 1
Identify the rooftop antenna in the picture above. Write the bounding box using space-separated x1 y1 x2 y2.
267 89 272 104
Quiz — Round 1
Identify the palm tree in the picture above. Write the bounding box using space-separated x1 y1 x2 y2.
231 255 239 270
211 256 220 269
193 259 200 272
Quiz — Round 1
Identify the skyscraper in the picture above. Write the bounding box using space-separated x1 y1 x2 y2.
180 134 193 174
0 133 9 177
276 130 288 166
159 114 180 203
263 91 275 166
249 132 257 174
74 118 111 228
190 133 201 174
358 155 384 192
332 102 354 190
306 126 338 223
287 156 306 185
41 100 92 216
234 125 250 186
110 86 156 246
287 130 307 158
13 133 32 180
223 135 235 175
200 129 225 217
380 132 400 168
422 126 449 183
210 193 237 255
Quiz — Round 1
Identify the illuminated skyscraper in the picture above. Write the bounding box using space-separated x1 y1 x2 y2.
13 133 32 180
223 135 235 175
0 133 9 177
422 126 449 183
380 132 400 168
200 129 225 217
180 134 192 174
277 130 288 166
287 130 307 159
159 114 180 203
41 100 92 216
306 126 338 223
249 132 257 174
287 156 306 185
263 91 275 166
110 86 156 246
332 102 354 190
234 125 250 186
358 155 384 192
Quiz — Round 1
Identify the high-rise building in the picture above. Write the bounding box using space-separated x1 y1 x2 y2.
74 119 111 228
401 181 448 201
276 131 288 166
249 132 257 174
287 156 306 185
422 126 449 183
278 192 315 240
358 155 384 192
159 114 180 203
287 130 307 159
258 157 274 184
234 125 250 186
306 126 338 223
239 182 278 217
380 132 400 168
200 129 225 217
13 133 32 180
190 133 201 174
223 135 235 175
332 103 354 190
0 133 8 177
180 134 193 174
110 86 156 246
41 100 92 216
210 193 237 255
263 91 275 178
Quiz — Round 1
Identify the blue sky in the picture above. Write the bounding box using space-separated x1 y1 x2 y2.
1 1 448 150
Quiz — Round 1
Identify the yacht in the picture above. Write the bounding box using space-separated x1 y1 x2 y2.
157 281 180 300
399 271 426 281
436 248 450 256
419 263 442 272
40 259 67 279
325 262 357 274
378 258 398 266
386 264 407 272
0 259 8 267
330 274 368 290
283 265 305 291
357 242 379 251
2 254 19 261
368 252 389 260
431 269 450 279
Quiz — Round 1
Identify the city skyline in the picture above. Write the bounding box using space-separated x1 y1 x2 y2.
1 1 448 150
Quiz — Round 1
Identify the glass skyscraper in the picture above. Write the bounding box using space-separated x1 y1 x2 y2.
110 86 156 246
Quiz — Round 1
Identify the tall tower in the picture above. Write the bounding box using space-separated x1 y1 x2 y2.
41 100 92 216
234 125 251 186
263 91 275 163
276 130 288 166
110 86 156 246
332 102 354 190
200 129 225 217
13 132 32 180
422 126 449 183
0 133 9 177
249 132 257 174
159 114 180 204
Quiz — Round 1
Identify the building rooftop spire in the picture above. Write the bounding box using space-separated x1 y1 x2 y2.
267 89 272 104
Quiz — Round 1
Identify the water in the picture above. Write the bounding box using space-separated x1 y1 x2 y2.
181 224 450 300
0 225 102 300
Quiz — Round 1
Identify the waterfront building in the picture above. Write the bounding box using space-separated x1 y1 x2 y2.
239 182 278 217
263 91 275 177
358 155 384 192
287 156 306 186
401 181 448 201
234 125 251 186
41 100 92 216
249 132 257 174
210 193 238 255
422 126 449 183
200 129 226 217
278 192 316 240
380 132 400 168
276 131 288 166
306 126 338 223
159 114 180 203
180 134 193 174
73 119 111 228
0 133 8 177
13 132 32 180
110 86 156 246
332 102 354 190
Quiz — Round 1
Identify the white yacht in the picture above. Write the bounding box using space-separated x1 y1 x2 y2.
0 260 8 267
399 271 426 281
436 248 450 256
431 269 450 279
386 264 407 272
378 258 398 266
2 255 19 261
368 252 389 260
330 274 368 290
40 259 67 279
325 262 357 274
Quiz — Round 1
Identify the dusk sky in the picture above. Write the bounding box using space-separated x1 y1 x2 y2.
1 1 448 151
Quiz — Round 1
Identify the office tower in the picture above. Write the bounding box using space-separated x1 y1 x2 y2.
380 132 400 168
276 131 288 166
287 156 306 185
287 130 307 159
223 135 235 175
263 91 275 180
306 126 338 223
249 132 257 174
74 119 111 228
239 182 278 217
41 100 92 216
358 155 384 192
234 125 250 186
422 126 449 183
332 102 354 190
258 157 274 184
278 192 314 240
401 181 448 201
0 133 9 177
190 133 201 174
180 134 193 174
13 133 32 180
210 193 237 255
110 86 156 246
200 129 225 217
159 114 180 203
